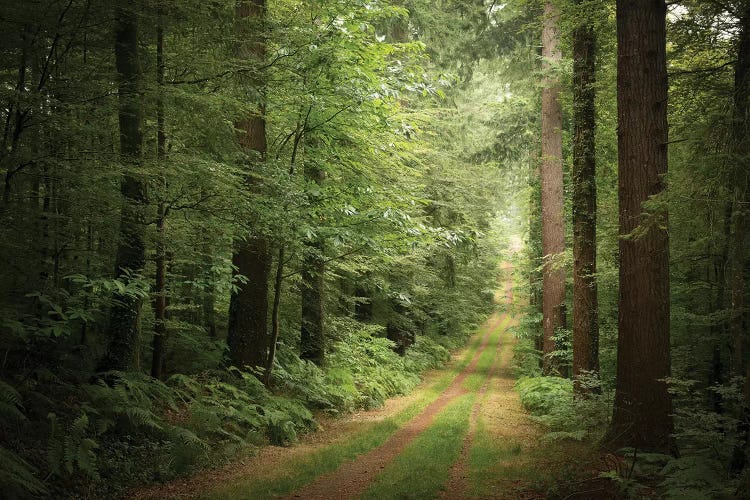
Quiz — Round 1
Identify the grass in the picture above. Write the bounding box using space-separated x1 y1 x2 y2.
201 323 493 499
468 418 524 497
361 394 476 500
467 326 522 497
360 317 505 499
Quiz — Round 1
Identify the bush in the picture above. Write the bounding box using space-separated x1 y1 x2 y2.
516 376 573 415
515 375 612 442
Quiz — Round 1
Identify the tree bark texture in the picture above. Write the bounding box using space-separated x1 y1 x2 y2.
730 4 750 382
300 163 326 365
572 0 599 393
300 245 325 364
227 0 272 372
102 0 146 372
607 0 673 454
151 15 167 380
541 0 565 374
229 237 272 370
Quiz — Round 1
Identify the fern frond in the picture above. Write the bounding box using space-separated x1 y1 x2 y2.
0 446 47 498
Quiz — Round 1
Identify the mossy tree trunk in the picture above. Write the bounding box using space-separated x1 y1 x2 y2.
571 0 599 394
101 0 146 372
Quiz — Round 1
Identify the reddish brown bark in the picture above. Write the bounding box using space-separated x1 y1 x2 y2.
540 0 565 374
606 0 673 454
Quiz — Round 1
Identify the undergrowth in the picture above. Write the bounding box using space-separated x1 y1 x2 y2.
0 327 454 499
511 323 748 498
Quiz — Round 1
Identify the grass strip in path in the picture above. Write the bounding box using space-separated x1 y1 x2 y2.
440 313 512 499
362 394 475 500
466 327 543 499
193 317 499 500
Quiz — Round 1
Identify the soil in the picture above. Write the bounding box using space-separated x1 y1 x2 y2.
284 314 502 500
132 257 606 500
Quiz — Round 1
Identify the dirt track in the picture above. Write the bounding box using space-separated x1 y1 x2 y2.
133 262 553 500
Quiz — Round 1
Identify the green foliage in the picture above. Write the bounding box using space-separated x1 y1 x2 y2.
0 447 47 499
47 413 100 480
271 320 453 415
547 327 572 372
0 379 47 499
659 455 734 499
0 0 514 496
510 314 543 377
516 375 612 443
516 376 573 415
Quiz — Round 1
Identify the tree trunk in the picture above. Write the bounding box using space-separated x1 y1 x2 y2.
709 202 732 413
265 246 285 386
227 0 272 372
101 0 146 373
528 152 544 364
151 13 167 380
300 244 325 364
540 0 565 375
730 4 750 383
606 0 673 454
300 163 326 365
729 195 745 379
571 0 599 394
1 24 32 208
266 117 306 381
731 6 750 471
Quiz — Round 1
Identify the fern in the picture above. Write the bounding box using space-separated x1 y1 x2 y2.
47 412 100 480
0 380 25 424
0 446 47 499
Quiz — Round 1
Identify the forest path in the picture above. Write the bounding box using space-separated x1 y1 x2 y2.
438 261 542 500
135 260 571 500
282 312 509 500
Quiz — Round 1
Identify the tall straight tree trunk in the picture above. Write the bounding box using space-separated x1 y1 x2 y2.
709 202 732 413
227 0 272 372
730 5 750 383
571 0 599 393
101 0 146 372
540 0 565 375
151 11 167 380
731 7 750 470
606 0 673 454
528 152 544 363
300 163 325 365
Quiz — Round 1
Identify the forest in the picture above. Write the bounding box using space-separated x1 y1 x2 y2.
1 0 749 498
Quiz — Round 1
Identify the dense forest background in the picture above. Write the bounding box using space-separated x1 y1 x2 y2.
1 0 750 498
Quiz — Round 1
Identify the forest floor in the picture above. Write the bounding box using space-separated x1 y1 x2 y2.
133 264 604 499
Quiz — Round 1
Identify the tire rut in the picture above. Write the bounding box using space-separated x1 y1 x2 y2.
441 315 509 499
285 315 503 500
